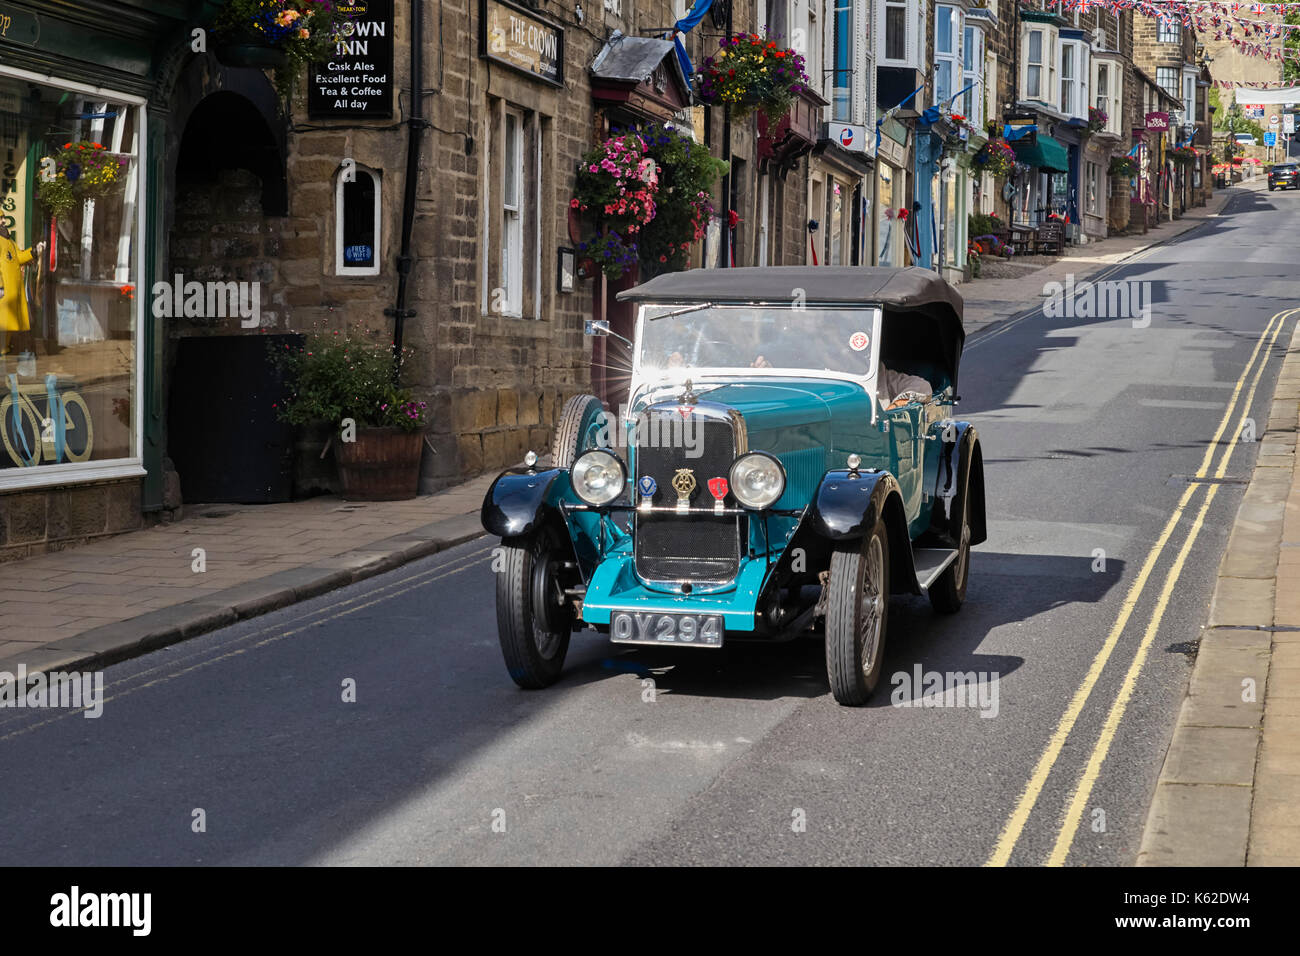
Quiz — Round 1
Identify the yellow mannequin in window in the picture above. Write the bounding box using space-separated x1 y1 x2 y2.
0 224 45 335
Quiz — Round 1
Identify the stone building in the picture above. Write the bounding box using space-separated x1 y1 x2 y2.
1131 9 1203 220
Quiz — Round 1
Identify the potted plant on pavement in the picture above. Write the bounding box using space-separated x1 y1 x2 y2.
272 328 428 500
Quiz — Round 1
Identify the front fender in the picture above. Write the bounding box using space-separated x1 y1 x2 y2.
811 469 902 539
480 468 564 538
810 469 919 595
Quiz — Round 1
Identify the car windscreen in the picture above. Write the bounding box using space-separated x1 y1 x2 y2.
1274 165 1298 171
638 304 880 376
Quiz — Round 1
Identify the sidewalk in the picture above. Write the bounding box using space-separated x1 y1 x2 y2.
0 475 492 682
0 184 1259 690
1139 310 1300 866
961 183 1253 336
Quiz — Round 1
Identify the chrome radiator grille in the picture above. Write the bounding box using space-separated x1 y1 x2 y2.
633 412 739 583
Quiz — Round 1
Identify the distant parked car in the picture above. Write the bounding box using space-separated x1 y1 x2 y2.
1268 163 1299 191
1234 132 1257 146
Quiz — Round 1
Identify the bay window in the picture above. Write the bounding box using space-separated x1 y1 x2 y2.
1060 38 1087 121
962 25 985 127
832 0 853 121
1024 27 1056 103
1092 57 1122 135
879 0 922 69
934 5 960 107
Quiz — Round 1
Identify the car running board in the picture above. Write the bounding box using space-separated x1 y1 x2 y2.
912 547 959 591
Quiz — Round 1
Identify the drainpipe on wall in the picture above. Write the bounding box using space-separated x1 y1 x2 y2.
386 0 428 380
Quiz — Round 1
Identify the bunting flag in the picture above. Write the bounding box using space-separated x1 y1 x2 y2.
1044 0 1300 60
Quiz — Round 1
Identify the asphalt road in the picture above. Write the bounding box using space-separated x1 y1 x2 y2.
1 185 1296 866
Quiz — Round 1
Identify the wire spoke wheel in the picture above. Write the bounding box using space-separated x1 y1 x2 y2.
825 517 890 706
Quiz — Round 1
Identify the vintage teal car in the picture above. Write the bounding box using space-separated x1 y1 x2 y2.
481 266 986 705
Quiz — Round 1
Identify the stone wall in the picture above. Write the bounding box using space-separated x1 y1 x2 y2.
0 479 142 563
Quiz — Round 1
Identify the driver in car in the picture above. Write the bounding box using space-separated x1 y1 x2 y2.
877 362 932 409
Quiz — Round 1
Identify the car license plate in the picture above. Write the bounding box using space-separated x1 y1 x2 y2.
610 611 724 647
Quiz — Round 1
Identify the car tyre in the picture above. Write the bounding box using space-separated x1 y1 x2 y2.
825 518 890 706
1269 184 1276 191
496 525 574 689
929 479 972 615
552 394 607 468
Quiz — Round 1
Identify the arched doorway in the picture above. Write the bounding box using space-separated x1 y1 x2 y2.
164 87 297 503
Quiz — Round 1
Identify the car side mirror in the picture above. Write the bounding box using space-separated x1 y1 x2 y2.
585 319 633 349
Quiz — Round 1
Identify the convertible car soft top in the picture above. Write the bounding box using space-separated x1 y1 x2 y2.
617 265 967 393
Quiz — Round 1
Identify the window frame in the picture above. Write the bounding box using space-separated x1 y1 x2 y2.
501 106 525 318
1157 18 1180 44
334 164 382 277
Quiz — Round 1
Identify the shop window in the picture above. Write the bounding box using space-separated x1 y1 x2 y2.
335 165 381 276
1086 160 1100 215
0 72 140 481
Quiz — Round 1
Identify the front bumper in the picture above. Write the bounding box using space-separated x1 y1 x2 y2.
581 544 772 633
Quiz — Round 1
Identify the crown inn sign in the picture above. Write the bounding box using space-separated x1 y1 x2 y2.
480 0 564 87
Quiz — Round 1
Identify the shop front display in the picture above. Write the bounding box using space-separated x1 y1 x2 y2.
0 73 139 475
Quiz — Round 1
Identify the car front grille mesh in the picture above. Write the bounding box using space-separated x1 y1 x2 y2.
634 413 739 583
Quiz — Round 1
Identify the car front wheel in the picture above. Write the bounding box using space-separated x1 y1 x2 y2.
825 519 890 706
496 526 574 689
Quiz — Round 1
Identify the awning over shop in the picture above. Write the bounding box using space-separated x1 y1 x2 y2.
1012 134 1069 172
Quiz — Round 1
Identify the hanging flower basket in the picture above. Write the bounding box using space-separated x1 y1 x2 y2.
36 141 128 218
973 138 1016 178
211 0 354 100
1109 155 1137 177
570 123 726 280
1169 146 1197 166
698 31 809 122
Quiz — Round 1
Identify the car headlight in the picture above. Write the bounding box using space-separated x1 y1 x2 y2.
571 449 626 507
729 452 786 510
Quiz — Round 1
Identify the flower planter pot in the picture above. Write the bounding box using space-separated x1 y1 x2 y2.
335 427 424 501
214 42 290 70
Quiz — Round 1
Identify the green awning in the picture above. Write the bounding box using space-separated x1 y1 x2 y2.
1011 134 1070 173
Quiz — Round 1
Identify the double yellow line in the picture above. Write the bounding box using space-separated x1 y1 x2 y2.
986 306 1297 867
